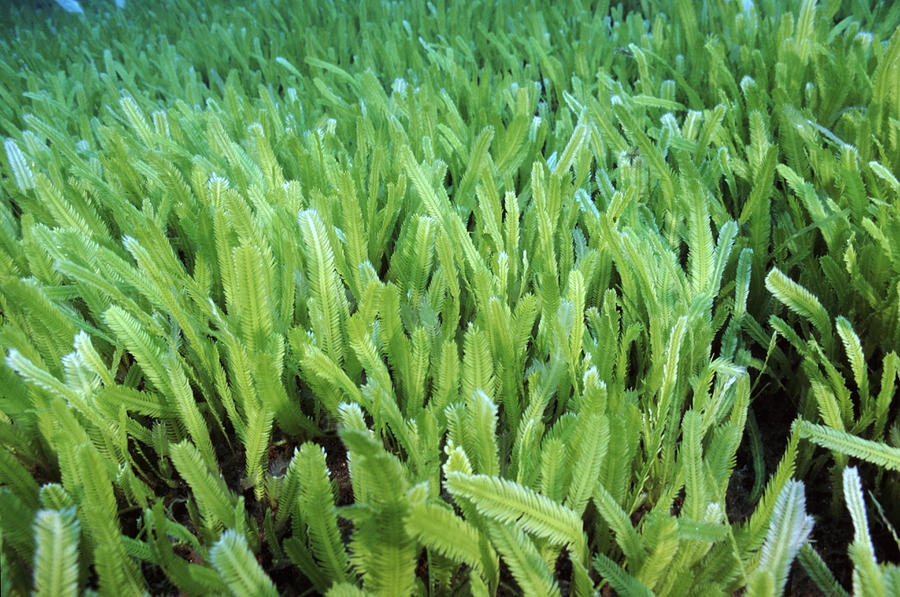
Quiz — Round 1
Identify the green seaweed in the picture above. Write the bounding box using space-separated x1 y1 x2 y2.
0 0 898 594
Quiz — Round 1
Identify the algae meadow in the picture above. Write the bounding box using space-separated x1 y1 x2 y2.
1 0 899 595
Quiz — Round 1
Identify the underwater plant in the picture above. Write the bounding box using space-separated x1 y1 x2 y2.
0 0 898 595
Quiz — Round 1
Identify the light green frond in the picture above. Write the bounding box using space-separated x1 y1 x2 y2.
810 379 846 432
843 467 874 554
243 404 273 501
610 96 675 202
795 420 900 471
835 316 870 406
340 429 410 503
765 268 832 346
745 569 775 597
4 138 35 191
504 191 520 274
295 442 350 583
32 173 91 236
466 390 500 477
740 426 800 552
453 126 493 214
230 241 276 353
868 160 900 195
445 472 584 550
540 437 568 503
849 541 890 597
119 94 155 145
704 422 743 495
593 483 646 565
751 480 814 596
513 294 539 362
5 349 77 402
552 122 588 178
565 413 608 517
486 521 561 597
681 410 708 521
339 429 417 595
635 516 678 591
444 444 474 476
32 508 80 597
72 331 115 387
875 352 898 436
102 305 169 394
274 448 302 529
843 467 890 597
166 352 217 469
402 146 483 276
566 269 586 365
39 485 74 511
687 187 715 295
210 530 278 597
405 502 496 580
169 440 238 532
462 326 496 403
337 402 369 434
870 28 900 137
74 443 143 594
431 338 459 414
99 386 170 418
299 208 347 366
61 350 97 396
733 248 753 320
299 341 364 412
654 315 688 431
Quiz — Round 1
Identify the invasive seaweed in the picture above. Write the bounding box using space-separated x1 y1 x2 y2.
0 0 898 595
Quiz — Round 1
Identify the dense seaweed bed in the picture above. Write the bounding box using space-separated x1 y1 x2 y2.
1 0 899 595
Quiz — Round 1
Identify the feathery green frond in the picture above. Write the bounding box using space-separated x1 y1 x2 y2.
835 316 870 407
593 483 646 565
32 509 80 597
593 552 654 597
487 521 561 597
405 501 497 582
842 466 894 597
230 240 276 353
797 543 849 597
465 389 500 477
796 420 900 471
210 530 278 597
565 413 608 517
765 268 832 346
102 305 169 394
750 480 814 596
294 443 350 583
299 208 348 366
243 404 273 501
446 472 584 550
169 440 238 532
681 410 708 521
